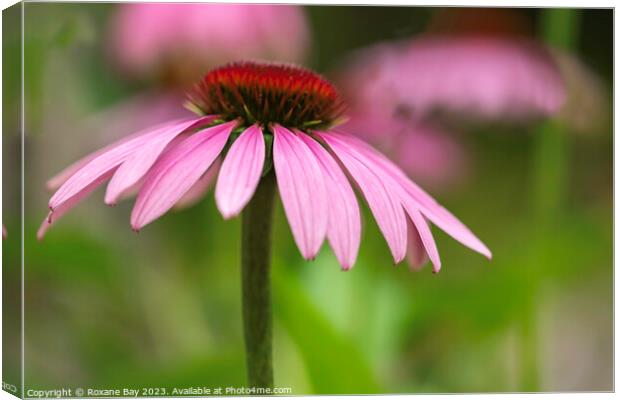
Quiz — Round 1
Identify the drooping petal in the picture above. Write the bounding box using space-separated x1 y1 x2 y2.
38 169 117 240
215 124 265 219
45 126 150 191
46 91 199 192
131 121 236 230
124 134 191 205
317 132 407 264
299 133 361 270
404 203 440 272
406 219 428 271
328 131 491 259
272 125 328 260
174 157 222 210
47 153 103 192
43 121 203 238
49 116 214 212
105 116 217 205
379 155 491 259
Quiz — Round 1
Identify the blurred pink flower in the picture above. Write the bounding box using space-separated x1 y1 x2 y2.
41 61 492 272
108 3 310 83
343 37 565 123
337 31 565 191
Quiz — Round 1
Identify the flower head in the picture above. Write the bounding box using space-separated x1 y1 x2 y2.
42 61 491 271
188 62 345 129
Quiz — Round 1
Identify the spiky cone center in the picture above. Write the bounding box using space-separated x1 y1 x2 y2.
188 61 346 130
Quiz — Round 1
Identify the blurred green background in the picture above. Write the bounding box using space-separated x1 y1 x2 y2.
3 4 612 394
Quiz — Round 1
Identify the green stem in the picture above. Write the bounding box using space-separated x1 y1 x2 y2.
521 8 581 391
241 172 277 388
532 9 581 220
541 8 581 50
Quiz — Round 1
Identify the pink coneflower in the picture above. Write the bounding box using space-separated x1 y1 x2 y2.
42 61 490 271
41 60 491 388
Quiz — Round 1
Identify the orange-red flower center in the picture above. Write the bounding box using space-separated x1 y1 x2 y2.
188 61 346 129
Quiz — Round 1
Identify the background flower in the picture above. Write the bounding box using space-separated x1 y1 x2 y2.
108 3 310 84
336 8 566 190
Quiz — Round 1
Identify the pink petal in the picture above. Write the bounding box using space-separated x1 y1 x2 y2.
272 125 328 260
49 116 214 212
104 116 217 205
131 121 236 230
406 219 428 271
46 92 197 191
47 154 102 192
46 124 153 191
404 203 440 272
38 169 117 240
317 132 407 264
174 157 222 210
329 131 491 259
298 133 361 270
128 133 192 204
215 124 265 219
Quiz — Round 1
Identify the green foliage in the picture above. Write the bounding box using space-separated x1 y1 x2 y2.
273 267 381 394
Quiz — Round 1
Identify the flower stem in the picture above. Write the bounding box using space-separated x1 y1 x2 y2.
520 9 581 391
532 9 581 220
241 172 277 389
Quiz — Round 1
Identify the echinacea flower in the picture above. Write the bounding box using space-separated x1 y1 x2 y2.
42 61 491 272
